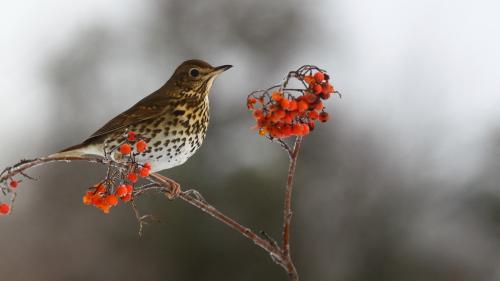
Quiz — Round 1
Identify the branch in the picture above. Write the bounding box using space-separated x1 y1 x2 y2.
0 155 298 279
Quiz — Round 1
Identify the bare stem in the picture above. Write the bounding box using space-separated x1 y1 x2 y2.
281 136 302 281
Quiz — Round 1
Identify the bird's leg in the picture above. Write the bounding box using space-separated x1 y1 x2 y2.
151 173 181 200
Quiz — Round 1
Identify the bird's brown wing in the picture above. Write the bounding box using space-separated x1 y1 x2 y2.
83 89 174 143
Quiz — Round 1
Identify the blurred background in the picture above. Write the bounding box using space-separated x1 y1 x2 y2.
1 0 500 280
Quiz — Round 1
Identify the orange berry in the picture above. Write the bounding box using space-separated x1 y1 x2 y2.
282 125 292 136
105 195 119 206
127 172 138 183
9 180 18 188
323 82 334 94
96 183 106 193
288 100 298 111
272 91 283 102
139 167 150 177
319 112 329 122
319 92 331 100
314 101 324 111
100 205 111 214
83 191 93 205
115 185 128 197
280 98 290 109
301 123 310 135
314 72 325 82
304 75 314 84
122 193 133 202
297 100 308 112
304 93 318 104
275 109 286 119
120 143 132 154
313 84 323 94
136 140 148 153
0 203 10 215
127 131 136 141
253 109 264 119
308 111 319 120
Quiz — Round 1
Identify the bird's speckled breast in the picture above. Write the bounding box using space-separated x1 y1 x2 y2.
106 96 209 172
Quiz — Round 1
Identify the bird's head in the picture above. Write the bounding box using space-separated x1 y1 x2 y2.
167 59 232 99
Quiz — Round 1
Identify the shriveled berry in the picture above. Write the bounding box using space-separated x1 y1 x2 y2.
247 98 257 109
120 143 132 154
319 112 329 122
0 203 10 215
136 140 148 153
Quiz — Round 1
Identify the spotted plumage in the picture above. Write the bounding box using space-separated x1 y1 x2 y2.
54 59 232 172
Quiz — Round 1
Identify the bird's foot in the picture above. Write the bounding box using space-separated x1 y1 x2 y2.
164 178 181 200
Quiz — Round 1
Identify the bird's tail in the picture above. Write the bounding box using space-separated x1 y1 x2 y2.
48 143 102 158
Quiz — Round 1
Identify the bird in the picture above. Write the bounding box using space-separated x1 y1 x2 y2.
51 59 232 174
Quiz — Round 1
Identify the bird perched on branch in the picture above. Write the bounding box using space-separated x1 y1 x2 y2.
52 59 232 172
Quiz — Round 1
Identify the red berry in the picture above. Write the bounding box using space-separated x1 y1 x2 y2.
127 131 136 141
106 195 119 206
120 143 132 154
272 91 283 102
314 72 325 82
314 101 324 111
319 112 329 122
0 203 10 215
139 167 150 177
288 100 298 111
115 185 128 197
319 92 331 100
9 180 18 188
127 172 138 183
292 124 303 135
136 140 148 153
143 163 152 170
253 109 264 119
126 184 133 193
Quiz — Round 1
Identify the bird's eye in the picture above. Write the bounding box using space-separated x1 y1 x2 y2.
189 68 200 77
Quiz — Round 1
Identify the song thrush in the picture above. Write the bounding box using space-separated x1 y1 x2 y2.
52 59 232 172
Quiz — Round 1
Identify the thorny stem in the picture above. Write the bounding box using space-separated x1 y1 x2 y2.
0 150 302 280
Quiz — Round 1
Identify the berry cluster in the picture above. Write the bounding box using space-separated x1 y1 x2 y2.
82 131 152 214
247 66 336 139
0 179 21 215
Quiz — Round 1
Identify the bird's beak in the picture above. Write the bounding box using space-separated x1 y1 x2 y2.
211 64 233 76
